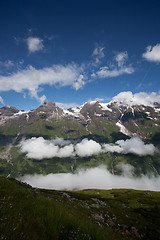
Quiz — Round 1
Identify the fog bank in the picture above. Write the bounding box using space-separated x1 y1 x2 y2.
19 165 160 191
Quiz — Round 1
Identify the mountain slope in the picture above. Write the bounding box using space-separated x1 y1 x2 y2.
0 97 160 178
0 176 160 240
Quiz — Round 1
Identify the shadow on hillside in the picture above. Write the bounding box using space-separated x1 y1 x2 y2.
110 132 130 142
151 132 160 145
45 125 55 130
0 134 15 146
121 112 148 122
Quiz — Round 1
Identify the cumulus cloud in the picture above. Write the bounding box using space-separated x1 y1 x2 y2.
19 165 160 191
19 137 74 160
113 91 160 107
19 137 102 159
26 37 44 53
0 64 85 103
142 44 160 62
103 137 156 156
75 139 102 157
0 96 4 105
19 136 156 160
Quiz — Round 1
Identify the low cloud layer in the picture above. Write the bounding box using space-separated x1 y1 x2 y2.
19 165 160 191
19 137 157 160
113 91 160 107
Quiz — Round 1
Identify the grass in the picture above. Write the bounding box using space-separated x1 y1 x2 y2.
0 176 160 239
0 177 124 240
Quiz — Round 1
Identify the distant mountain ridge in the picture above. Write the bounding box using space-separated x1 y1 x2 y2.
1 97 160 139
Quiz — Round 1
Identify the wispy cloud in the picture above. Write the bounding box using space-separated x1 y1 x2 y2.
0 60 14 68
93 51 134 78
56 102 80 109
142 44 160 62
92 45 105 65
96 66 134 78
115 51 128 67
44 34 60 40
26 37 44 53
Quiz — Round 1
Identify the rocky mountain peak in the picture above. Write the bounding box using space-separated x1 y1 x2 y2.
0 106 19 116
33 101 64 119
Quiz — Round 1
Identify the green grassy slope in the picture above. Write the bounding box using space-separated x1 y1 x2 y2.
0 177 160 240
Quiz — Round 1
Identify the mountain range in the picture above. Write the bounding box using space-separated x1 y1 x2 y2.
0 95 160 179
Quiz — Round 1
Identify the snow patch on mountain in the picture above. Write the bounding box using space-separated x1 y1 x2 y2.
14 110 30 116
116 121 131 136
99 102 112 111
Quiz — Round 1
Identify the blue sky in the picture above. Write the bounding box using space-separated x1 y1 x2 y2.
0 0 160 110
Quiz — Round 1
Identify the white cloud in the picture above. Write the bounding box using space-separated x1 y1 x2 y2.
26 37 44 53
96 66 134 78
20 137 76 159
19 165 160 191
0 96 4 105
142 44 160 62
115 51 128 67
94 51 134 78
56 102 80 110
19 137 157 160
72 74 85 90
19 137 102 159
75 139 102 157
103 137 156 156
29 88 47 105
0 60 14 68
92 46 105 65
20 137 59 160
94 97 104 102
58 144 74 158
0 64 85 103
113 91 160 107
